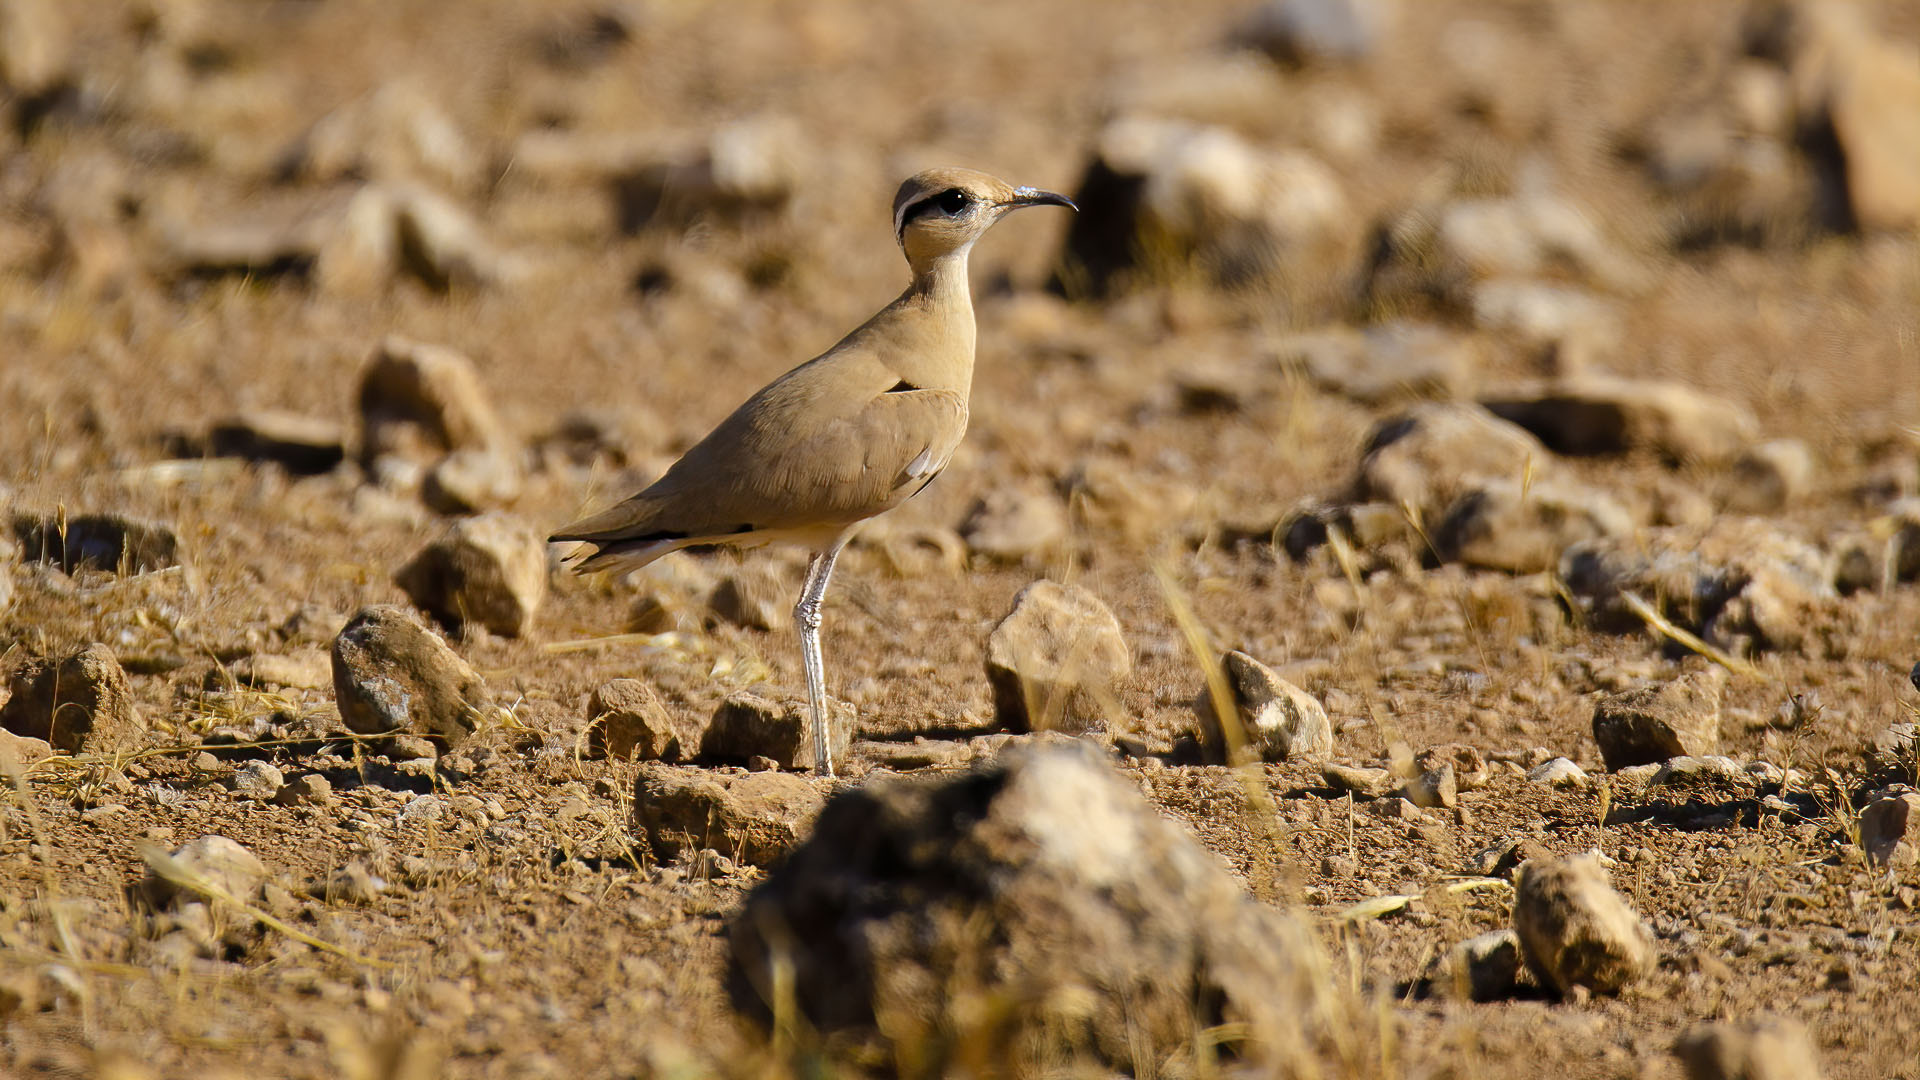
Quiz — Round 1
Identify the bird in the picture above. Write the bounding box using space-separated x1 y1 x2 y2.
550 167 1076 777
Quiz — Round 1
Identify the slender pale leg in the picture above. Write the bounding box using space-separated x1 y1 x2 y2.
794 535 849 777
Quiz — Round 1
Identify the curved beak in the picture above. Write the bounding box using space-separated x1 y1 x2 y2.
1004 186 1078 212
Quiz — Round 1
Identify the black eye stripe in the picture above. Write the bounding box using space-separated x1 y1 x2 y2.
899 188 972 231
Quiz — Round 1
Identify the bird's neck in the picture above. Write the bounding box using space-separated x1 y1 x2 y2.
899 247 977 387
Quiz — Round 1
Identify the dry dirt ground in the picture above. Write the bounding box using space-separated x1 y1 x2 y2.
3 0 1920 1077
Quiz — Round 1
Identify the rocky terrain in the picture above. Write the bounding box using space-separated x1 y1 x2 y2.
2 0 1919 1076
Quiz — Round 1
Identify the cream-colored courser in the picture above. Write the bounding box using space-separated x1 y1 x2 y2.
551 167 1075 777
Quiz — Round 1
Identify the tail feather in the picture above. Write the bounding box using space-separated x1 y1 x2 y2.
557 536 689 576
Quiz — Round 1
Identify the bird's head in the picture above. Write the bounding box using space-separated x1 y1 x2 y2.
892 167 1075 270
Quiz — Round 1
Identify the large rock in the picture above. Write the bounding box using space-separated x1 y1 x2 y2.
727 741 1326 1071
958 484 1069 563
288 82 482 191
986 580 1131 735
1720 439 1815 513
1355 403 1552 523
1233 0 1394 66
330 604 492 743
1859 791 1919 868
1767 2 1920 232
1512 853 1655 995
1284 321 1477 404
1675 1017 1825 1080
1561 518 1838 651
140 835 267 910
609 115 804 234
1592 669 1726 770
1482 375 1757 464
0 644 138 752
395 513 548 638
708 565 791 633
11 512 179 575
1194 650 1333 763
633 764 825 867
355 336 505 468
1433 478 1633 574
204 411 346 476
421 447 522 514
1058 117 1350 295
586 679 679 761
699 692 847 771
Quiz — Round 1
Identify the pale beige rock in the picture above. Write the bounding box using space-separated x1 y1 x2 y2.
1592 669 1726 770
141 836 268 910
1676 1016 1825 1080
1859 791 1919 868
357 336 506 467
986 580 1131 735
1356 403 1552 522
709 565 791 632
0 644 139 753
1721 439 1815 513
960 484 1069 563
700 692 848 771
228 651 332 691
633 764 826 867
1434 478 1633 574
1513 853 1655 994
586 679 679 762
396 513 548 638
1483 375 1758 464
330 604 492 743
1195 650 1332 763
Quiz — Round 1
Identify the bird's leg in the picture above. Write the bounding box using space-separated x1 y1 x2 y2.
794 538 847 777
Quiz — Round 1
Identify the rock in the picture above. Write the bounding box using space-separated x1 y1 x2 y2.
1650 755 1747 790
610 115 804 234
1561 518 1838 651
708 565 791 632
1859 791 1919 868
0 730 55 768
586 679 679 761
699 692 846 771
1482 375 1757 464
392 186 525 290
1675 1017 1825 1080
632 764 824 867
958 484 1069 563
1399 763 1457 809
1771 2 1920 232
228 761 285 801
1278 500 1415 558
1451 929 1522 1002
1468 280 1622 374
1527 757 1590 790
986 580 1131 735
1284 321 1477 404
355 336 505 468
1322 763 1392 796
1592 670 1726 770
1512 853 1655 995
1720 439 1815 513
1233 0 1393 66
141 836 267 910
0 644 138 752
1417 744 1489 790
850 738 975 772
330 604 492 743
1433 478 1634 574
388 734 440 762
395 513 548 638
273 773 333 807
0 0 68 95
1354 403 1552 522
204 411 346 476
1059 458 1197 548
1471 837 1550 880
727 740 1324 1071
10 512 179 575
290 82 481 191
1059 117 1350 295
421 448 523 514
1194 650 1333 763
1720 434 1820 511
228 651 331 691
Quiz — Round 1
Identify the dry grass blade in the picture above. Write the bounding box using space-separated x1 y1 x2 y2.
136 842 392 969
1618 591 1760 679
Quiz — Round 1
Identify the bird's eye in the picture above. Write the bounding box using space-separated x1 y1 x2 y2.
936 188 970 214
